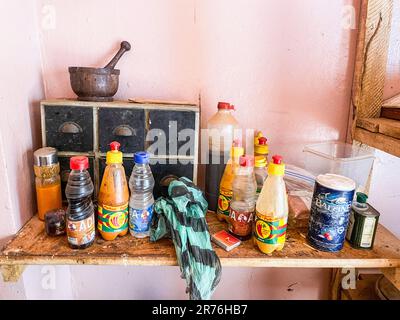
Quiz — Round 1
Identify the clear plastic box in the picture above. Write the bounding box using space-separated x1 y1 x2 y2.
303 142 375 188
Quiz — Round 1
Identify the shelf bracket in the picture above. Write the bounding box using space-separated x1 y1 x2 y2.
1 265 26 282
382 267 400 291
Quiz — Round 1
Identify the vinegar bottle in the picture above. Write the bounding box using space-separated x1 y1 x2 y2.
97 141 129 241
65 156 95 249
254 155 288 254
205 102 239 212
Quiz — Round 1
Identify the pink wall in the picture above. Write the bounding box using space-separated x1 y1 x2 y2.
0 0 44 298
38 0 359 165
1 0 367 299
0 0 44 245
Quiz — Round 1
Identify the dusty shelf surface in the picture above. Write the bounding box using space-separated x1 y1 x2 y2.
1 213 400 269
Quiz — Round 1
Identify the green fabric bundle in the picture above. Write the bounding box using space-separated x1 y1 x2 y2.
150 177 221 300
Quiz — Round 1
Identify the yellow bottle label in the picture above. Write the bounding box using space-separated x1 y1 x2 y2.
217 189 232 216
254 212 287 245
97 203 128 233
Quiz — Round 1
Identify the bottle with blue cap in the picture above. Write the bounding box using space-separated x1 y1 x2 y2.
128 151 155 238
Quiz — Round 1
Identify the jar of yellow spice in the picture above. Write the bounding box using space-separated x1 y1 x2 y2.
33 147 62 220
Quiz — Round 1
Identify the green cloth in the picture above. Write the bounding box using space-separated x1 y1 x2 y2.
150 177 221 300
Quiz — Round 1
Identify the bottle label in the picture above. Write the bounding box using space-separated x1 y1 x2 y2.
217 189 232 216
67 215 95 246
129 204 154 233
98 203 128 233
254 212 287 245
228 208 254 237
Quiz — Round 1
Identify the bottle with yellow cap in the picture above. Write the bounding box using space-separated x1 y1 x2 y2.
216 140 244 222
254 156 268 198
254 155 288 254
98 141 129 241
254 134 269 163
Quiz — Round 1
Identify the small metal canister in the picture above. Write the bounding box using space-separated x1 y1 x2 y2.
346 192 380 250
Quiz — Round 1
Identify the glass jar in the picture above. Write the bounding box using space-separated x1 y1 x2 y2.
34 147 62 220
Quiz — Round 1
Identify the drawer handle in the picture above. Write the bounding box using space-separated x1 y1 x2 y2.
113 125 135 137
58 122 83 134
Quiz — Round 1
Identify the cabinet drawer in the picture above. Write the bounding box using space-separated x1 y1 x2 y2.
98 108 145 153
44 106 93 152
148 110 196 157
59 156 95 200
150 160 194 198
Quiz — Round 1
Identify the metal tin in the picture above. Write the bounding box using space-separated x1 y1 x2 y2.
307 174 356 252
346 201 380 249
34 147 58 166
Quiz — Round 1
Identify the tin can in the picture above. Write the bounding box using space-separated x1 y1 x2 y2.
307 174 356 252
346 192 380 249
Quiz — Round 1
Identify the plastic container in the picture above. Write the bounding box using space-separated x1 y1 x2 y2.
33 147 62 220
254 155 288 254
97 141 129 241
65 156 95 249
228 155 257 241
128 151 155 238
254 156 268 197
205 102 240 212
303 142 375 189
216 140 244 222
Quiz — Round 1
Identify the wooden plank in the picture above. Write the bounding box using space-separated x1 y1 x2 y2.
1 214 400 269
0 265 26 282
379 118 400 139
354 127 400 157
41 99 199 112
350 0 393 139
382 268 400 291
356 117 400 139
356 118 381 132
381 107 400 121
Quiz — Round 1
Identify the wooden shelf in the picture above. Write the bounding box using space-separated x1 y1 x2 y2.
1 213 399 271
354 127 400 158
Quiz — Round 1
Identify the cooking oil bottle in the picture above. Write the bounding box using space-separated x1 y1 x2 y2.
254 155 288 254
216 140 244 222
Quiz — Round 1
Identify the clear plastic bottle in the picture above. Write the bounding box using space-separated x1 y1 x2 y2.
129 151 155 238
217 140 244 222
254 155 288 254
228 155 257 241
205 102 240 212
65 156 95 249
254 156 268 198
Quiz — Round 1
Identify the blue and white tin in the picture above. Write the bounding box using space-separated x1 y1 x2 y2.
307 174 356 252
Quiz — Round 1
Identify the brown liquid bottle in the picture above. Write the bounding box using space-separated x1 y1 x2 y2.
97 141 129 241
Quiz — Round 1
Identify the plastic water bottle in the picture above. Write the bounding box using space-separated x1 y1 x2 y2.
128 152 155 238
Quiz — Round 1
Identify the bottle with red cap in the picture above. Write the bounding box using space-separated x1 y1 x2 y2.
98 141 129 241
228 155 257 241
254 155 288 254
254 133 269 163
205 102 240 212
65 156 95 249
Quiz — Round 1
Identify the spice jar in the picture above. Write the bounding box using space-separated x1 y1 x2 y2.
34 147 62 220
